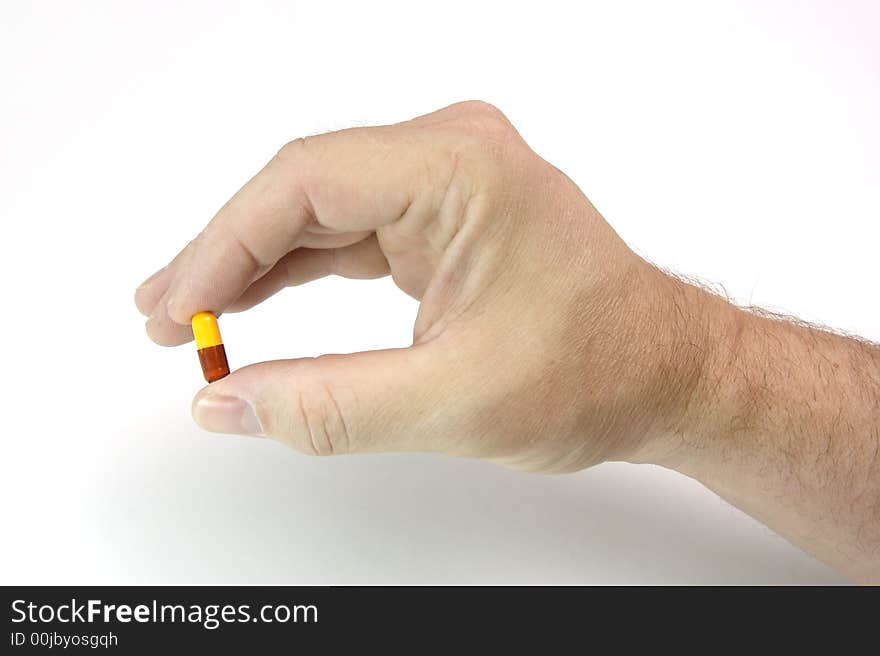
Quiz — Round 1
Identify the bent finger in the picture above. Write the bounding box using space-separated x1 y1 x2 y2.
227 234 390 313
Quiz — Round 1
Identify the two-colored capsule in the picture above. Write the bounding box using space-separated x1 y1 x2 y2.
191 311 229 383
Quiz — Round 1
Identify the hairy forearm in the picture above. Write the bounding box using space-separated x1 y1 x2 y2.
639 277 880 582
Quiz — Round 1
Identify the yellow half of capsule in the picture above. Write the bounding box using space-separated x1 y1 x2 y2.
191 311 223 349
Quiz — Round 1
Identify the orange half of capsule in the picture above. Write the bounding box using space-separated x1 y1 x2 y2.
191 311 229 383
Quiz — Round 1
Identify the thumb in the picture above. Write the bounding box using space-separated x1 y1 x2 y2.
191 344 449 455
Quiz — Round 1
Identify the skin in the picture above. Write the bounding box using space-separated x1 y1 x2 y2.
135 101 880 583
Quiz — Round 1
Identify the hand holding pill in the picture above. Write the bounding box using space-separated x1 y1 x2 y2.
135 101 880 582
134 100 670 467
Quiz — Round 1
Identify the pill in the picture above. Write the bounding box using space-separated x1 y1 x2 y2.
191 311 230 383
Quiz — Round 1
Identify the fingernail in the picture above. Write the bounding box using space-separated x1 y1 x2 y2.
193 394 265 437
137 265 167 291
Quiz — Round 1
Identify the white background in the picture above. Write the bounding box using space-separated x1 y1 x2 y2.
1 0 877 584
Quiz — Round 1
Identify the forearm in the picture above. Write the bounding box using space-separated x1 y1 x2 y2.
640 279 880 582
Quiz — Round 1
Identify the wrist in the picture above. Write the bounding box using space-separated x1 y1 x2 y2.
622 266 745 470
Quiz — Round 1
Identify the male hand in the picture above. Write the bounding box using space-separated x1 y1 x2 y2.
135 101 709 472
137 101 880 581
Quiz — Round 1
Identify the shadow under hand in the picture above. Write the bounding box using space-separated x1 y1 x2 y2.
98 413 844 584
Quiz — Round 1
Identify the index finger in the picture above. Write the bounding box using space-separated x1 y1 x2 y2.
145 126 450 345
166 152 313 326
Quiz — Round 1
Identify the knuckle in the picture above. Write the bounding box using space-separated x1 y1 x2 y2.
459 99 507 120
453 100 516 141
276 136 311 162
